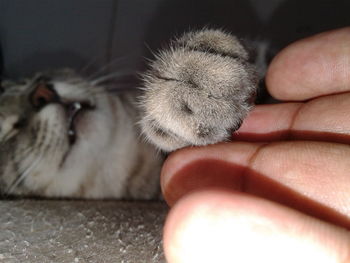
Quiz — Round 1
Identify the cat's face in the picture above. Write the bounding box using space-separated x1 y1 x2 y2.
0 69 117 197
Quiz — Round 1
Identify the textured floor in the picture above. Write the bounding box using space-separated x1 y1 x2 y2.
0 200 168 263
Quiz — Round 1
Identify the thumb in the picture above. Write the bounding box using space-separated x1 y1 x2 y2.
164 190 350 263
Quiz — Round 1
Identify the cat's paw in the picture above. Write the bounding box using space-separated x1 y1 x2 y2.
140 29 258 152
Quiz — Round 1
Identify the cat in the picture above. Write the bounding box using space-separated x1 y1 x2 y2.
0 29 258 199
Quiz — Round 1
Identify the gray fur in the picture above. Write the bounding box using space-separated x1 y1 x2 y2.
0 29 258 198
140 29 258 151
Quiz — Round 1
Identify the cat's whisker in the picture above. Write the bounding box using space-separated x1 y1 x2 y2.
5 118 54 195
90 70 134 86
78 55 102 75
5 155 42 195
87 55 131 81
105 83 136 92
143 42 158 59
9 148 32 163
0 130 17 147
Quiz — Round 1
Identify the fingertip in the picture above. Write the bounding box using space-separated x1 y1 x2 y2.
233 103 302 140
163 189 249 263
163 190 350 263
266 27 350 101
160 143 259 206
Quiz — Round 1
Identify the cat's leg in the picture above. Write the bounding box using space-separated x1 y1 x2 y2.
139 29 259 152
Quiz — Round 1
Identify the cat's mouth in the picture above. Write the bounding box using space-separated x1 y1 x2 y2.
58 101 95 168
66 101 94 145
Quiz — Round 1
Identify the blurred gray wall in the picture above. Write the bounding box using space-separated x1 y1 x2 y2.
0 0 349 78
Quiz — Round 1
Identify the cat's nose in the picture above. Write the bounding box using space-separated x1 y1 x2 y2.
29 80 59 110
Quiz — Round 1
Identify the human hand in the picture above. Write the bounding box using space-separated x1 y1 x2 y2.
161 27 350 263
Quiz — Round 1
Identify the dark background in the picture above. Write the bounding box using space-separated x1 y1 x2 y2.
0 0 349 80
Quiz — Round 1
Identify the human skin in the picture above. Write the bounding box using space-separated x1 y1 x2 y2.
161 27 350 263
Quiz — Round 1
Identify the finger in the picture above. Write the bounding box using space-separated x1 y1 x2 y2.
164 190 350 263
233 92 350 143
161 142 350 228
266 27 350 100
